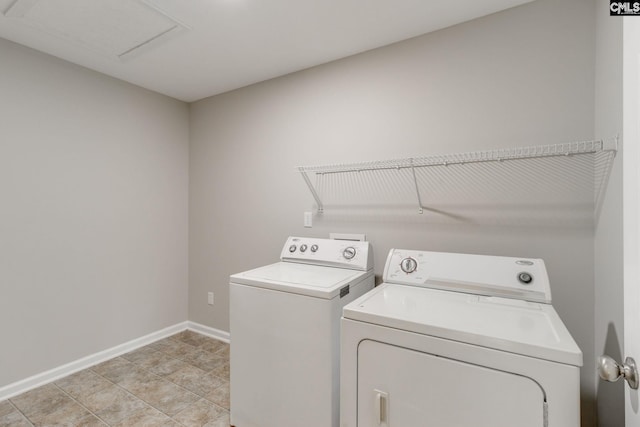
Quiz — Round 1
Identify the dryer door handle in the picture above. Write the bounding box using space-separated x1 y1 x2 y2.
374 389 389 426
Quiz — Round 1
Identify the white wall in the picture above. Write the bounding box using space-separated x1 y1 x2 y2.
0 38 189 389
622 17 640 426
594 0 624 425
189 0 598 424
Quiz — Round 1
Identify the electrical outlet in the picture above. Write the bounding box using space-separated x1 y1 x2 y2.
208 292 214 305
304 211 312 228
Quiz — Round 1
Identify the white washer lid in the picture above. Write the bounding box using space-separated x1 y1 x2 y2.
230 262 372 299
343 283 583 366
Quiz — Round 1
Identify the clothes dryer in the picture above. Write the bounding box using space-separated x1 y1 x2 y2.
230 236 374 427
341 249 582 427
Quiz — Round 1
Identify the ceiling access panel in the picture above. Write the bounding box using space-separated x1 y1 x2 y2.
2 0 189 61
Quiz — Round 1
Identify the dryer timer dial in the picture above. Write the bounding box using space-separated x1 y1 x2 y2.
400 257 418 274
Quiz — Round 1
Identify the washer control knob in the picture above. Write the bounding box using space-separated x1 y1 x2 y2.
289 244 297 253
343 247 356 260
300 244 308 252
400 257 418 274
518 272 533 285
310 244 319 253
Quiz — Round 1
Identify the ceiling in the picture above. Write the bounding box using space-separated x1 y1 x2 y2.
0 0 534 102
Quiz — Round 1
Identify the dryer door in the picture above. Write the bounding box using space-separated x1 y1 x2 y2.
357 340 546 427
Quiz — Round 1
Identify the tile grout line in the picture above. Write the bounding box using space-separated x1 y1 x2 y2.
7 399 35 427
52 382 111 426
86 357 190 426
142 337 230 390
137 337 230 423
89 339 228 425
132 342 230 425
6 332 229 427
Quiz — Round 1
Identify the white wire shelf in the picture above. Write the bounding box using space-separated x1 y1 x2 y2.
297 138 618 219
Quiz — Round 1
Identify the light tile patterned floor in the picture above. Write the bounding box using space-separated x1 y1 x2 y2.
0 331 230 427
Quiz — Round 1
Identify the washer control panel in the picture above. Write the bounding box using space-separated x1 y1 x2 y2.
383 249 551 303
281 236 372 271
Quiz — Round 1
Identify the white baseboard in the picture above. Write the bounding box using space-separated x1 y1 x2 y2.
0 321 188 402
186 321 230 343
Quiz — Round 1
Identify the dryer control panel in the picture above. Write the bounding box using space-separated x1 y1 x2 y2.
281 236 373 271
383 249 551 303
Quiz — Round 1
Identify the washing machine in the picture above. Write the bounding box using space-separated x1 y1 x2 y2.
230 236 374 427
341 249 583 427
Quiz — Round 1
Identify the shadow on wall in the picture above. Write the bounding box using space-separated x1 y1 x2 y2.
596 322 625 426
314 203 596 231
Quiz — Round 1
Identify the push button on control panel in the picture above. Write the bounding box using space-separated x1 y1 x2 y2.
518 272 533 285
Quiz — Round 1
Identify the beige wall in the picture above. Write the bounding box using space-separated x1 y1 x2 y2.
189 0 598 424
0 0 611 425
0 39 189 388
594 1 624 426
